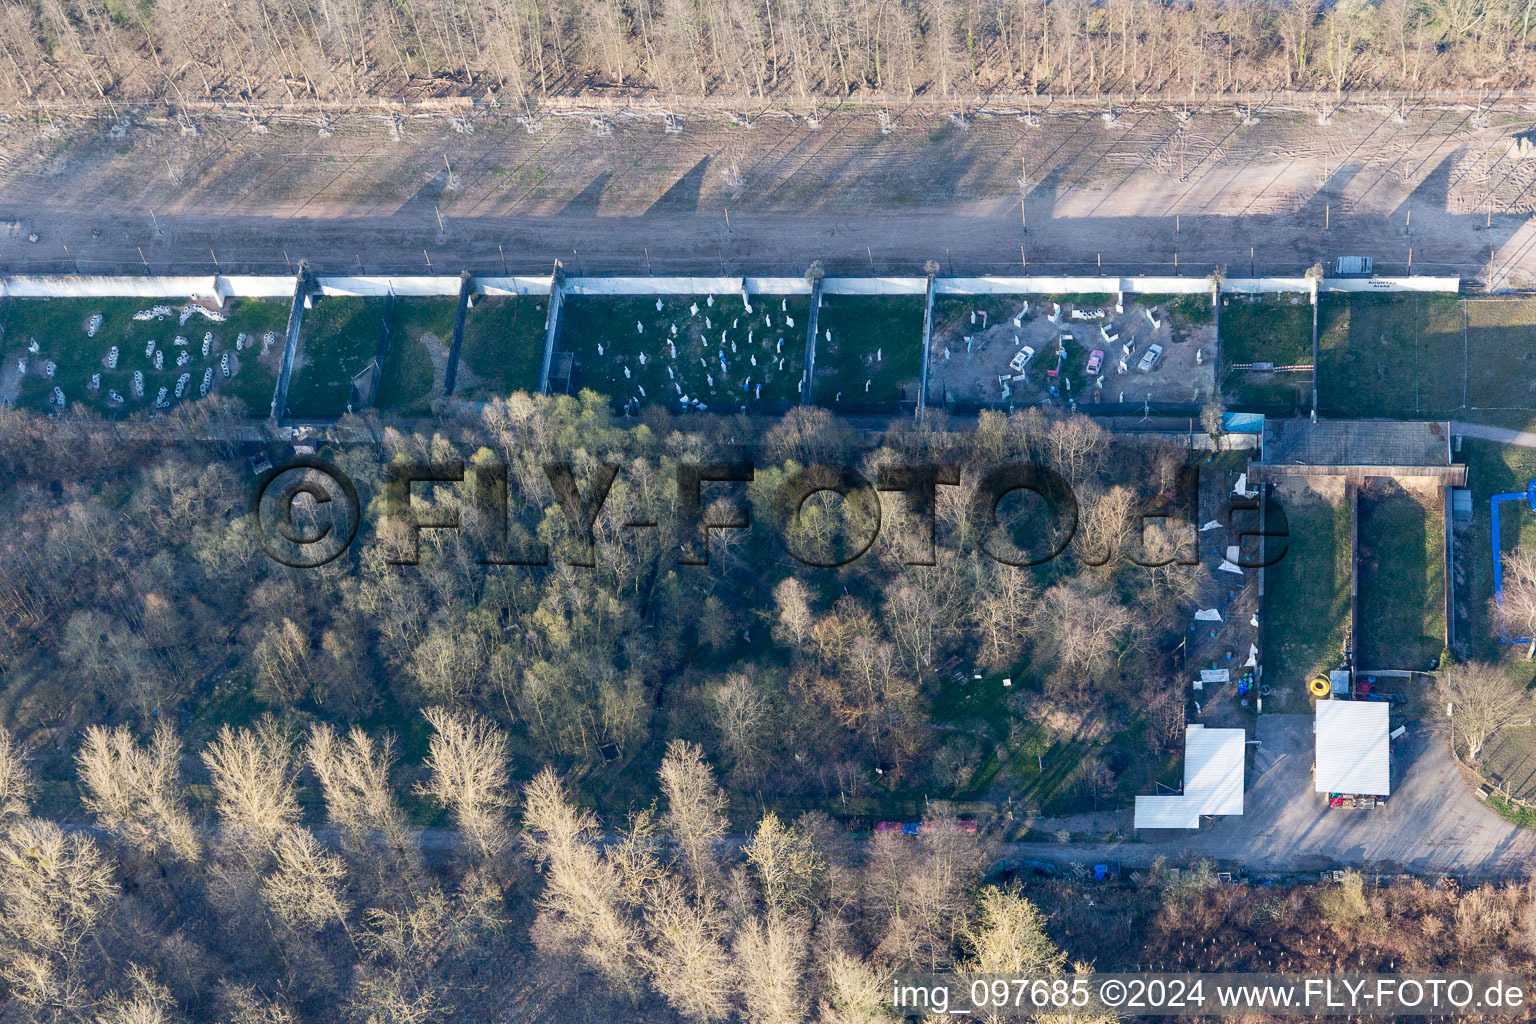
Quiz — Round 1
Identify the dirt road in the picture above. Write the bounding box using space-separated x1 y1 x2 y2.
2 101 1534 283
1006 716 1536 879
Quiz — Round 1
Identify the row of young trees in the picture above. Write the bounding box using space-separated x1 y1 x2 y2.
1 0 1534 107
0 719 1100 1022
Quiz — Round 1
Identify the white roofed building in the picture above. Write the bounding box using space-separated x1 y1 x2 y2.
1315 700 1391 797
1134 725 1247 830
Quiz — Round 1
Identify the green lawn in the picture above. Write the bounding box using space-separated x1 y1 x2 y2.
1 296 286 415
812 295 924 406
458 294 547 400
560 293 807 410
1221 294 1313 408
1355 481 1445 671
1262 484 1352 689
1317 294 1463 416
1454 439 1536 660
287 297 386 418
1466 299 1536 411
376 297 457 413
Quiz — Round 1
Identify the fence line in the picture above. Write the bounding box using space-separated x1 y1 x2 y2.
0 273 1464 301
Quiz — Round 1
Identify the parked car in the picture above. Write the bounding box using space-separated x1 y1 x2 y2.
1137 343 1164 372
1009 346 1035 373
1085 348 1104 375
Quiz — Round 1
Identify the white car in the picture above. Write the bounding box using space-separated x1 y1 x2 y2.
1137 344 1164 372
1009 346 1036 373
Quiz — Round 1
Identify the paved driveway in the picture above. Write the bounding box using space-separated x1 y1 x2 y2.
1007 715 1536 878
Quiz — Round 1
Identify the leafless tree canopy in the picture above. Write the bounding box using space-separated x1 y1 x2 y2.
2 0 1535 107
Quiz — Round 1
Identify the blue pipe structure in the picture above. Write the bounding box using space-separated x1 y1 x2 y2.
1491 479 1536 644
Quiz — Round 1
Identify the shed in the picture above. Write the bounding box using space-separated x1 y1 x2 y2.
1314 700 1391 796
1133 725 1246 829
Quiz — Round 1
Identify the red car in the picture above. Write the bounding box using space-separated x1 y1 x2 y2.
1085 349 1104 375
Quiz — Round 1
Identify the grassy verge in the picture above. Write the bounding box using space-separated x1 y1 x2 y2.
459 294 547 399
1356 481 1445 670
287 297 385 418
1486 792 1536 828
812 295 923 406
1262 483 1352 688
376 297 456 413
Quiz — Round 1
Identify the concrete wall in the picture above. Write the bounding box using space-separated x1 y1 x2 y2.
563 276 744 296
1 275 220 299
0 273 1464 302
820 277 928 295
1322 276 1460 293
475 276 554 296
936 275 1211 295
218 275 299 299
743 276 813 295
317 276 461 297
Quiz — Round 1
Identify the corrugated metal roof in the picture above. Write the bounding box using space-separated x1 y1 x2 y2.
1134 795 1200 829
1261 419 1451 468
1315 700 1391 795
1183 727 1246 815
1134 725 1246 828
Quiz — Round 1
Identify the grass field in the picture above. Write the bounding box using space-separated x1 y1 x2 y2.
1262 481 1352 690
457 294 547 400
1317 294 1463 416
1220 293 1313 407
1466 299 1536 411
560 293 807 410
812 295 924 406
1 296 286 415
287 297 385 418
376 297 456 413
1355 480 1445 671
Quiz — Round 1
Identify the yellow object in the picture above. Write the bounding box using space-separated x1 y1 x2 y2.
1308 675 1331 697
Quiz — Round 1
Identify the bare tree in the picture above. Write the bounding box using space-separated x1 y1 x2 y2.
260 828 350 932
744 812 823 914
200 720 300 852
1441 661 1533 762
0 819 117 1011
713 673 769 771
642 877 735 1022
735 910 807 1024
0 727 30 822
76 724 201 863
962 883 1067 974
1200 395 1227 451
658 740 728 886
419 708 512 861
308 724 419 884
1499 549 1536 659
520 768 645 999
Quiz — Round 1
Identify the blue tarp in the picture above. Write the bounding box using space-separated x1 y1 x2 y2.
1223 412 1265 433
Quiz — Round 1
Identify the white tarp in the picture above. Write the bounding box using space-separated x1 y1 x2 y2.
1200 520 1223 532
1195 609 1223 622
1134 725 1246 828
1218 560 1244 574
1199 669 1230 683
1315 700 1391 796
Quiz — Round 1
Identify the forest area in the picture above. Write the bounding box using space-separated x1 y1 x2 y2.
2 0 1536 109
0 388 1208 1019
